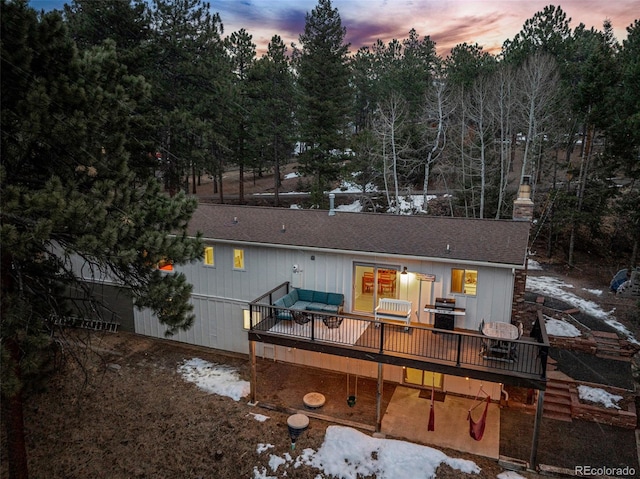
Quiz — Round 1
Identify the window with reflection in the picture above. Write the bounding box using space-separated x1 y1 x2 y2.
233 248 245 270
204 246 214 266
451 268 477 295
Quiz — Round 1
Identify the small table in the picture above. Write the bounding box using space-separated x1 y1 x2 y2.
481 322 519 362
482 322 519 339
303 392 326 409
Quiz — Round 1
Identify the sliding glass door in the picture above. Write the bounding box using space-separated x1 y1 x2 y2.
404 369 444 389
353 263 400 314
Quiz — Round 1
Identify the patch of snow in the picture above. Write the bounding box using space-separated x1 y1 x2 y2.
544 316 581 337
329 179 377 194
335 200 362 212
387 194 437 215
527 259 542 270
526 275 638 344
268 454 287 472
284 172 300 180
582 288 603 296
498 471 527 479
248 412 270 422
177 358 250 401
577 385 623 410
257 443 274 454
289 425 478 479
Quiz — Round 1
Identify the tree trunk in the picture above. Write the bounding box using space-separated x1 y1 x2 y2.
192 162 197 194
274 141 280 207
218 159 224 204
3 340 29 479
239 163 245 204
1 252 29 479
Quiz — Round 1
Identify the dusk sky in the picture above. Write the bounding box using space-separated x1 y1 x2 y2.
29 0 638 57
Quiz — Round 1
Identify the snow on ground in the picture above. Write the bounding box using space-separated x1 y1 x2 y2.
177 358 250 401
329 177 378 194
527 259 543 270
254 425 480 479
544 315 582 337
582 288 603 296
177 358 503 479
577 385 623 409
248 412 270 422
526 275 638 343
497 472 527 479
388 194 438 214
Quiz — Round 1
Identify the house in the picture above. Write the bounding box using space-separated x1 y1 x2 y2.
119 183 548 463
136 185 544 357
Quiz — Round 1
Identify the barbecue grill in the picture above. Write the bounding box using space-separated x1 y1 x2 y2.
433 297 456 331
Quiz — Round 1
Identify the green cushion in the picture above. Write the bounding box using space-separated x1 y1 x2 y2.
276 310 292 320
289 289 299 303
322 305 340 313
282 294 294 308
312 291 328 303
306 302 326 312
297 289 314 302
326 293 344 306
273 298 291 320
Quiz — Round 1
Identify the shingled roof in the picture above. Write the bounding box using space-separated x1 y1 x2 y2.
188 203 531 267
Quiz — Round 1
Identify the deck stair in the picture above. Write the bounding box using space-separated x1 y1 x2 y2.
543 370 573 422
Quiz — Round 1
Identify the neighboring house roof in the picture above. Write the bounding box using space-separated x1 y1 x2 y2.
188 203 531 267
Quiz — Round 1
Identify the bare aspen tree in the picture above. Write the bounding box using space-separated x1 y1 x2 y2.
465 73 494 218
420 75 452 213
490 64 517 218
373 92 410 213
517 52 560 185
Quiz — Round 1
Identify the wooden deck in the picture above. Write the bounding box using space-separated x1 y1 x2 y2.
248 303 549 390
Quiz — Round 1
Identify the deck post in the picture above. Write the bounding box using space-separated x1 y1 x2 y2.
529 389 545 469
375 362 384 432
249 340 257 404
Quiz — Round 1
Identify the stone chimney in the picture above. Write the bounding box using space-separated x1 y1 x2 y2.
513 175 534 221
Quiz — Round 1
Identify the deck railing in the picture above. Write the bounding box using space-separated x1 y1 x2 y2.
248 283 549 382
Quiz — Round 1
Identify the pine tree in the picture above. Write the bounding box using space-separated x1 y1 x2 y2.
1 2 202 477
147 0 229 196
296 0 352 206
246 35 296 206
226 28 257 203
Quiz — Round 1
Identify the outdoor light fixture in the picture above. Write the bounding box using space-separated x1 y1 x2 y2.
401 266 408 275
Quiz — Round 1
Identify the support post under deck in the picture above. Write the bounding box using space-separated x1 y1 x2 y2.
529 390 545 469
249 340 257 404
375 363 384 432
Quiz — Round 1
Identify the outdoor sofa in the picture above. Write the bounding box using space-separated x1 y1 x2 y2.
273 288 344 321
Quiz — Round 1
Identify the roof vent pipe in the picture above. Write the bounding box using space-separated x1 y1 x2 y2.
328 193 336 216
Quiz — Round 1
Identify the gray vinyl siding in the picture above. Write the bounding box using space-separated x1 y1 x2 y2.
133 241 516 357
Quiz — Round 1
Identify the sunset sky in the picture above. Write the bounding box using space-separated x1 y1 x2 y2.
30 0 638 57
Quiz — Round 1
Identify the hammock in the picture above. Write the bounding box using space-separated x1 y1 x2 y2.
467 390 490 441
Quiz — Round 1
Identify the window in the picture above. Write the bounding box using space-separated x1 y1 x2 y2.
158 258 173 271
233 248 245 270
451 268 477 295
204 246 214 266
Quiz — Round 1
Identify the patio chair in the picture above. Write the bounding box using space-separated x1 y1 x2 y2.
292 310 312 325
322 316 343 329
